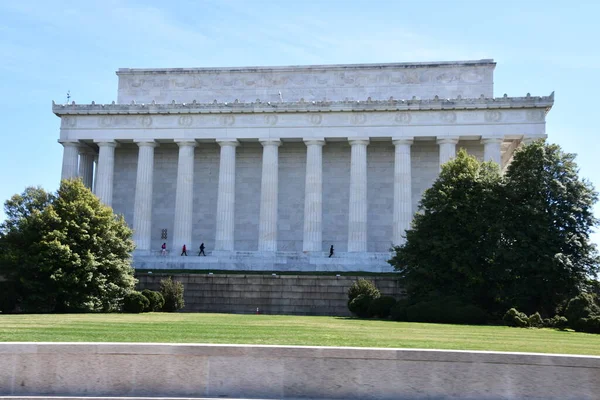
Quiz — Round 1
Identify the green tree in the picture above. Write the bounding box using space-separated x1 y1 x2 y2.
0 179 136 313
0 187 54 312
502 141 599 315
160 276 185 312
388 150 505 310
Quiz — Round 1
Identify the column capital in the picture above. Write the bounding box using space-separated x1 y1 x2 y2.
303 138 326 147
94 140 118 148
392 137 414 146
481 137 504 145
259 138 282 147
436 137 460 145
174 140 197 148
348 138 370 146
58 140 80 148
216 139 240 147
134 140 158 148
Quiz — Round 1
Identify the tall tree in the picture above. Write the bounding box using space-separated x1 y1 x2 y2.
502 141 599 315
388 150 505 310
0 187 54 312
0 179 136 313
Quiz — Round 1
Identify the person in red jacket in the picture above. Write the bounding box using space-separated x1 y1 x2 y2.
181 244 188 256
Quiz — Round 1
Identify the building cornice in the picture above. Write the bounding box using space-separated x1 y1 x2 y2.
53 93 554 116
116 59 496 75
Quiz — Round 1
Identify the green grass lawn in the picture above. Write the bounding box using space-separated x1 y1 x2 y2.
1 313 598 356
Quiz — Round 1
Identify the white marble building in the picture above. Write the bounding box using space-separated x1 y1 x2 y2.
54 59 553 271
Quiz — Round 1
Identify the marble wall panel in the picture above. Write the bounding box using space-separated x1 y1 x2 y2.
151 144 178 252
411 141 439 214
367 142 394 252
278 142 306 252
458 140 484 161
112 145 137 227
192 143 220 253
322 142 351 252
234 142 262 251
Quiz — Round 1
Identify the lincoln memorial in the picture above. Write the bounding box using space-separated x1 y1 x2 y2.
53 59 553 271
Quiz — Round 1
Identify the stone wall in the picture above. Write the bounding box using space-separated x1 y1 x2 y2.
111 141 484 254
3 343 598 399
137 273 404 316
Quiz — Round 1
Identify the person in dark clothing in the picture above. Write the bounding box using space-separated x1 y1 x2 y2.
198 242 206 256
329 245 334 258
181 244 187 256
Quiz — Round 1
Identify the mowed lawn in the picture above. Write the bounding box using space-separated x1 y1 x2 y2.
1 313 599 356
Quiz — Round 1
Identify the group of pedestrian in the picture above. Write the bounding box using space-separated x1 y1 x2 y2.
159 242 206 256
160 243 335 257
179 243 206 256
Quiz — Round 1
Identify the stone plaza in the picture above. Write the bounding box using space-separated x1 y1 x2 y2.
54 59 553 271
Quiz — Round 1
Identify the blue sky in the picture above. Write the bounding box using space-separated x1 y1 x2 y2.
1 0 598 246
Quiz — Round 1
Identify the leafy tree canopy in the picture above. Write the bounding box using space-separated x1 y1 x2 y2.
389 142 599 316
0 179 136 313
502 141 599 314
389 149 504 310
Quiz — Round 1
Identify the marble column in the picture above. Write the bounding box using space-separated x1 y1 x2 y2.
93 155 98 194
172 140 197 252
60 141 79 180
258 139 281 252
303 139 325 252
392 138 413 246
94 140 117 206
132 140 157 252
348 138 369 252
437 137 459 169
482 137 503 165
215 139 239 252
78 147 95 189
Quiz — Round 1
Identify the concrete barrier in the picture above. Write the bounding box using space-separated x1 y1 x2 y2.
1 343 599 399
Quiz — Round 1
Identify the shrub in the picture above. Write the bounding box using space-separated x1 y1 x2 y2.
141 289 165 312
572 316 600 334
0 281 19 314
564 293 600 323
122 291 149 313
404 297 488 325
503 308 529 327
367 296 397 318
348 294 373 318
528 312 544 328
390 298 410 321
160 277 185 312
450 304 489 325
543 315 569 329
347 279 380 302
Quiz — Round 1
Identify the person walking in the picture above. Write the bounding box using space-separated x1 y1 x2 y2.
198 242 206 256
181 244 188 256
161 242 167 256
329 245 334 258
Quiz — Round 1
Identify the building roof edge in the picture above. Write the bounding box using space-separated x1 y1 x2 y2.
52 93 553 116
115 59 496 75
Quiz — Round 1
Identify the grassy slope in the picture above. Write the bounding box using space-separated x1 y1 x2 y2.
1 313 598 355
